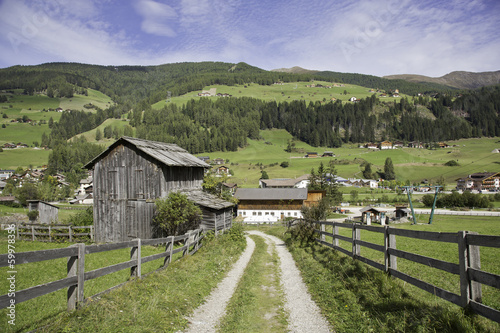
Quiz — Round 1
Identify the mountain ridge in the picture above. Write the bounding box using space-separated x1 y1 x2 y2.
272 66 500 90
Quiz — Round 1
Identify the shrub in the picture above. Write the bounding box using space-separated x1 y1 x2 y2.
27 210 39 221
70 207 93 226
280 161 289 168
153 192 201 236
444 160 459 166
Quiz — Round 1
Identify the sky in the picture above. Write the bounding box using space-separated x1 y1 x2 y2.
0 0 499 77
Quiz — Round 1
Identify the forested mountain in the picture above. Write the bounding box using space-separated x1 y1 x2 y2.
384 70 500 90
1 61 499 167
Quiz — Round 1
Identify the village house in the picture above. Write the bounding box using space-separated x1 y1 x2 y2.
349 97 357 102
408 141 424 148
85 137 234 243
212 158 225 165
235 188 309 222
379 141 393 150
392 141 404 148
456 172 500 192
365 143 379 149
215 165 230 176
305 152 318 158
322 151 335 157
360 206 387 225
259 174 310 189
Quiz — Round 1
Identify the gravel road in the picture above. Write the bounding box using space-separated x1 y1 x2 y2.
247 230 332 333
184 236 255 333
184 231 332 332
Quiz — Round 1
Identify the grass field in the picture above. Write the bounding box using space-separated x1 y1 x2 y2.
152 80 406 109
0 89 114 147
196 129 500 188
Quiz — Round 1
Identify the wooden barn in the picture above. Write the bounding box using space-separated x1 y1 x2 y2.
85 137 233 243
27 200 59 224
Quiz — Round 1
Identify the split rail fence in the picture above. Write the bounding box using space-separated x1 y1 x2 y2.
17 224 94 242
0 228 203 311
315 222 500 323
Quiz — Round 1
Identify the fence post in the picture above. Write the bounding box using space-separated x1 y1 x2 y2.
352 223 360 258
67 243 85 311
164 236 175 267
69 226 73 242
458 231 482 308
49 226 52 242
333 223 339 248
90 225 94 241
32 225 35 241
130 238 141 278
321 222 325 242
183 231 191 257
384 226 398 273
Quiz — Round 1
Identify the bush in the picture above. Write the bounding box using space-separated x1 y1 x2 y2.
27 210 39 221
70 207 93 226
153 192 201 236
444 160 459 166
280 161 289 168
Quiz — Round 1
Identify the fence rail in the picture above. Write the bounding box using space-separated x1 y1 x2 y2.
16 224 94 242
0 228 203 311
315 222 500 324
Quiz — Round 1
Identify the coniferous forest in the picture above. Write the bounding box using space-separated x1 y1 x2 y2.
0 62 499 174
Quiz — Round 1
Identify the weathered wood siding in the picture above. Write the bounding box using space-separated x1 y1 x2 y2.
93 143 205 243
199 206 232 232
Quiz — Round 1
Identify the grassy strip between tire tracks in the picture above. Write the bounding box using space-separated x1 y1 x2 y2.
260 224 500 333
8 225 246 333
219 234 288 332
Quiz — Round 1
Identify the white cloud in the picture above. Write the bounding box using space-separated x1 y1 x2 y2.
134 0 178 37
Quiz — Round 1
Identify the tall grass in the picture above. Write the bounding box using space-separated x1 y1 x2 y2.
260 223 500 332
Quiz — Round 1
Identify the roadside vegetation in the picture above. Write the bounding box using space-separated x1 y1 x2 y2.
261 219 500 332
0 224 246 332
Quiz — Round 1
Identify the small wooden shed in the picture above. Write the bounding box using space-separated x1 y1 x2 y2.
85 137 223 243
182 190 234 234
28 200 59 224
360 206 386 225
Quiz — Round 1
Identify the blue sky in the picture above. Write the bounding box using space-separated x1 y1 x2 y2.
0 0 499 77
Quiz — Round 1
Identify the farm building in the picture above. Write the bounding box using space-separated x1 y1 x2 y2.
235 188 309 222
85 137 233 243
27 200 59 224
360 206 387 225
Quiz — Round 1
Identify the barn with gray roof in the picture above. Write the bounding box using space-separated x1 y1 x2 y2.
85 137 233 242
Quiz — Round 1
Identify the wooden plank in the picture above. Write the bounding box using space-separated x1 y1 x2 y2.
356 224 386 233
0 247 78 267
0 276 77 309
84 260 135 281
334 222 353 229
389 268 461 306
85 241 137 254
357 256 385 271
389 228 457 243
469 300 500 324
468 268 500 289
141 238 171 246
334 234 351 243
142 252 169 264
317 221 334 226
467 234 500 248
356 240 384 253
333 245 352 257
389 248 460 275
317 239 334 249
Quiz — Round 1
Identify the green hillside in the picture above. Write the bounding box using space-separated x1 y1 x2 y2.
152 81 405 109
199 129 500 187
0 89 113 146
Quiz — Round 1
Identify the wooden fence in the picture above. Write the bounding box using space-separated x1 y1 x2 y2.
16 224 94 242
315 222 500 323
0 228 203 311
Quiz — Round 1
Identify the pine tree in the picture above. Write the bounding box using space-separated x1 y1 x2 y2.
384 157 395 180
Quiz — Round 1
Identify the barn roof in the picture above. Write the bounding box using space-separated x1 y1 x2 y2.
234 188 308 200
85 137 210 169
182 190 234 210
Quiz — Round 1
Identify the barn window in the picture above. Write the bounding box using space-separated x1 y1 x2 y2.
265 212 269 216
258 212 262 216
271 212 275 216
294 212 297 216
253 212 257 216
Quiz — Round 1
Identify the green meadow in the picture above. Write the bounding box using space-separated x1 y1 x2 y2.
0 89 114 147
152 80 406 109
195 129 500 187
